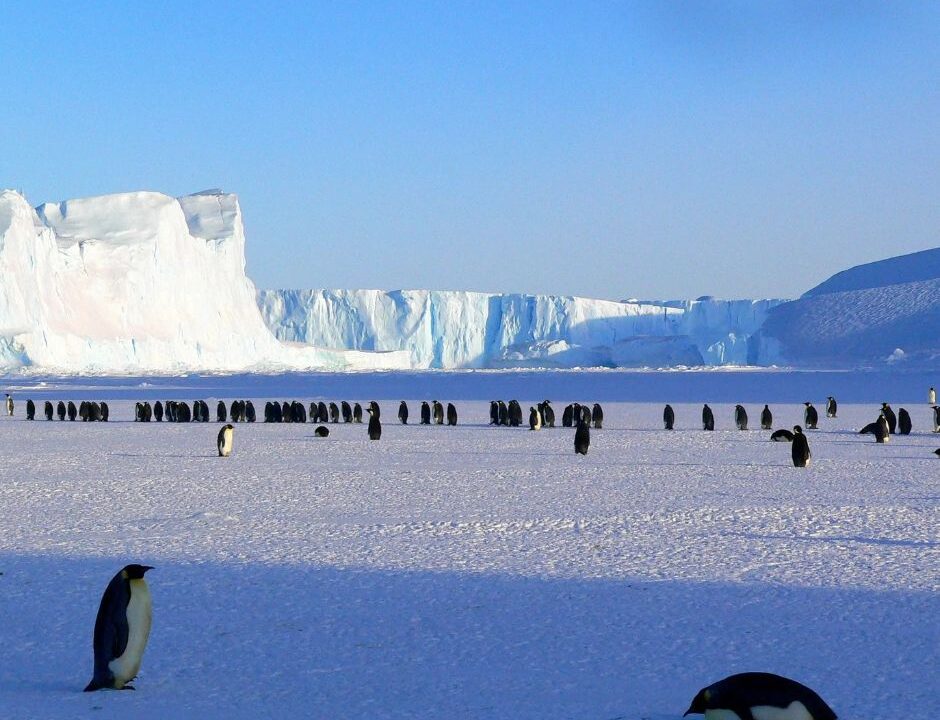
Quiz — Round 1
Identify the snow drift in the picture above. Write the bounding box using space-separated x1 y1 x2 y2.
0 189 409 372
257 289 782 369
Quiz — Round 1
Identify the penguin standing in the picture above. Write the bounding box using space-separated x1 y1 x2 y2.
561 404 573 428
4 393 12 417
420 401 431 425
791 426 811 467
432 401 444 425
881 403 897 434
542 401 555 427
329 402 340 423
498 401 509 426
684 672 836 720
84 564 154 691
529 406 542 431
897 408 912 435
26 399 35 420
803 402 818 429
489 401 499 425
367 403 382 440
509 400 523 427
826 396 837 418
446 403 457 426
217 401 227 423
68 401 77 421
932 406 940 432
663 404 675 430
398 401 409 424
877 413 890 442
930 387 937 405
154 401 164 422
217 424 234 457
574 416 590 455
341 401 352 423
734 405 748 430
702 404 715 431
591 403 604 429
100 402 109 422
44 401 54 421
245 401 256 422
760 404 772 430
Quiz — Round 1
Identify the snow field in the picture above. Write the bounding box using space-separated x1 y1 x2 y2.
0 391 937 719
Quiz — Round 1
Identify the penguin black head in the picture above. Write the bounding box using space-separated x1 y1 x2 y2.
793 425 803 434
122 564 154 579
934 449 940 457
803 401 811 406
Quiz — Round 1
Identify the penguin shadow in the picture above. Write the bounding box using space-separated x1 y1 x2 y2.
109 452 217 459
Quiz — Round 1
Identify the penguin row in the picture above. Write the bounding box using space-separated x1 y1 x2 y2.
399 400 457 425
82 563 839 720
20 399 111 422
659 401 834 432
134 400 231 423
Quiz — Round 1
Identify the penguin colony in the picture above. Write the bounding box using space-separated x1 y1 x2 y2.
8 391 931 711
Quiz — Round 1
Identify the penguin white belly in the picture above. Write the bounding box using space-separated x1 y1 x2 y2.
109 579 152 687
705 704 813 720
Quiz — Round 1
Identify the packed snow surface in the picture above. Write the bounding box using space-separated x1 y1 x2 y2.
0 370 937 719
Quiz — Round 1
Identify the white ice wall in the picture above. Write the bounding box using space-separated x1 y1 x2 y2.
258 289 783 369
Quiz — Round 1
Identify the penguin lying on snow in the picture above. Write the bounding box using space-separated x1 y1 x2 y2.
684 671 836 719
770 428 794 442
315 425 330 437
85 564 154 691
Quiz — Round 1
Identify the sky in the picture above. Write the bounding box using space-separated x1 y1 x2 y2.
1 2 938 300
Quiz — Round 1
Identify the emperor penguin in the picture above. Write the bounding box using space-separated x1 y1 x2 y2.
684 672 836 720
315 425 330 437
217 424 234 457
760 404 772 430
509 400 523 427
932 405 940 432
217 401 227 423
791 426 811 467
663 404 675 430
329 402 340 423
245 401 256 422
100 402 109 422
702 404 715 431
881 403 897 434
420 401 431 425
398 401 409 424
562 404 573 428
574 416 590 455
367 403 382 440
26 399 35 420
432 401 444 425
341 401 352 423
84 564 154 691
44 400 54 421
542 401 555 427
68 401 77 421
591 403 604 429
826 396 837 418
352 402 362 423
876 413 890 442
446 403 457 426
930 387 936 405
4 393 12 416
897 407 912 435
497 401 509 426
489 401 499 425
770 428 794 442
803 402 818 429
529 406 542 431
154 401 164 422
734 404 748 430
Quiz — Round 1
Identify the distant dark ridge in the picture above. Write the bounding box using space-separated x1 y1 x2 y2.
803 246 940 298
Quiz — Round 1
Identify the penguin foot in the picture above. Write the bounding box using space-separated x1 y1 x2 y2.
121 685 136 691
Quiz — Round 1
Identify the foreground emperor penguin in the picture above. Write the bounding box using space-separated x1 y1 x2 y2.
5 393 12 416
217 424 234 457
684 671 836 720
85 564 154 691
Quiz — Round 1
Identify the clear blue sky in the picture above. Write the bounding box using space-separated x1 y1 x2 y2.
2 2 938 300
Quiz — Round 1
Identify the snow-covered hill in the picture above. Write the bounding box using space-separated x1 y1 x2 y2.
0 189 409 373
757 248 940 368
258 289 781 369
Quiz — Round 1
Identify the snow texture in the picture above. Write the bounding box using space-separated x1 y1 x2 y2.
0 370 937 719
257 289 781 369
0 189 409 373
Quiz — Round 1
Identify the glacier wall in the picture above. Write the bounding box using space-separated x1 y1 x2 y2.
257 289 783 369
0 189 409 373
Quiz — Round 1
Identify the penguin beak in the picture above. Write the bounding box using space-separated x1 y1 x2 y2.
141 565 155 573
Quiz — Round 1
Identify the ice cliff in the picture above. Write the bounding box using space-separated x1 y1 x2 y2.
0 189 409 372
257 289 783 369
